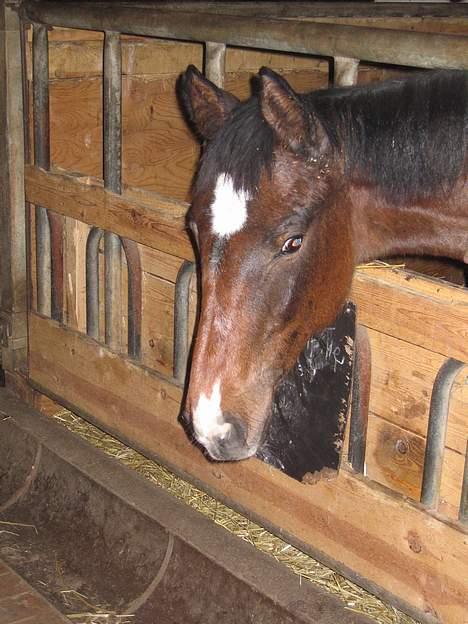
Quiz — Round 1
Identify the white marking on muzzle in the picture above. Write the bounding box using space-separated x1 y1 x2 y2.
211 174 249 238
192 379 231 444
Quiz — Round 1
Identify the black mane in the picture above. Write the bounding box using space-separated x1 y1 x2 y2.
312 70 468 202
196 70 468 204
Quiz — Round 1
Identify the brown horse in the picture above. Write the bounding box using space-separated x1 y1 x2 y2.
178 65 468 461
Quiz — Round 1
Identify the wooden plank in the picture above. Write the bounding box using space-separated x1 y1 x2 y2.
366 329 467 455
352 266 468 362
141 273 175 377
139 245 189 281
28 312 468 624
141 270 197 376
366 414 465 521
0 4 28 370
24 165 193 259
49 77 103 181
64 217 88 332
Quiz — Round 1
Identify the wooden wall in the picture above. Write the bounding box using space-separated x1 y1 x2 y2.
26 22 468 522
23 15 468 622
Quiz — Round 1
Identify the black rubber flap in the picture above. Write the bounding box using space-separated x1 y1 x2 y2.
257 302 355 481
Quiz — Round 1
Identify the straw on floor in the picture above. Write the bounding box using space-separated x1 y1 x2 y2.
52 408 417 624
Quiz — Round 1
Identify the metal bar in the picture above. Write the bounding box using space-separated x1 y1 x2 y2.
334 56 360 87
204 42 226 88
20 20 31 165
95 3 468 19
103 31 122 351
0 3 28 371
48 212 64 322
86 227 104 340
420 358 465 510
121 239 142 360
32 24 51 317
174 261 195 383
24 2 468 70
332 52 359 440
349 325 371 475
33 23 64 322
459 440 468 526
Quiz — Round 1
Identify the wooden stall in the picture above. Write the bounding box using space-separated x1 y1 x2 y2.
0 2 467 623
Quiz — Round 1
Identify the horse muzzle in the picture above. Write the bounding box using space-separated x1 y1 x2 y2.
193 411 256 461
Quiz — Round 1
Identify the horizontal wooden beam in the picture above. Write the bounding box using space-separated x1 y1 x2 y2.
28 311 468 624
25 165 193 259
26 166 468 363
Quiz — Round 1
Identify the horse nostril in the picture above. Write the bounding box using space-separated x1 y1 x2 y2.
221 412 247 448
179 409 191 426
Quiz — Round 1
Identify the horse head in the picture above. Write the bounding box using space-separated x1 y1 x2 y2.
179 66 355 460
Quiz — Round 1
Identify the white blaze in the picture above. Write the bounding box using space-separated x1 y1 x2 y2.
192 379 231 444
211 174 249 237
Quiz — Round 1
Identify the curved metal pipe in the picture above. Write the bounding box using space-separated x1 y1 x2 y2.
121 239 142 360
32 24 51 316
460 440 468 526
173 261 195 384
86 227 104 340
420 358 465 510
349 325 371 475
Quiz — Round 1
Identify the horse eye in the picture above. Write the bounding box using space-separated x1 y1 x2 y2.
281 235 303 254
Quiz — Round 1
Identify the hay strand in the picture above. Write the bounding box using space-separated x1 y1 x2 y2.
52 409 418 624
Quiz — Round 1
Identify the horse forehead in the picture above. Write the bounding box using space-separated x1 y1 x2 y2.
210 174 250 238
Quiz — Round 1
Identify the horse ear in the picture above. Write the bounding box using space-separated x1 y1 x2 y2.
178 65 240 141
259 67 329 157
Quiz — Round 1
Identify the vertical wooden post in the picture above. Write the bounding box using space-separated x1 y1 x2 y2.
0 1 27 371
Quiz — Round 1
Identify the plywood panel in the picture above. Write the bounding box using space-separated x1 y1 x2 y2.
28 312 468 624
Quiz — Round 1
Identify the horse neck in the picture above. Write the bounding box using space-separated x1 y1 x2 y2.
349 179 468 265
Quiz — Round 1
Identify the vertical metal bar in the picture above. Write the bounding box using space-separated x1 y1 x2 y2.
103 31 122 351
20 21 31 165
204 41 226 88
459 440 468 526
32 24 51 316
33 23 63 322
48 211 64 321
349 325 371 474
121 239 142 359
420 358 465 510
86 227 104 340
0 4 28 371
174 261 195 384
333 56 360 87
